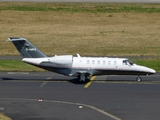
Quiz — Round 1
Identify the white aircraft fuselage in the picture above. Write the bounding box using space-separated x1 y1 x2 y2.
22 55 155 82
8 37 156 82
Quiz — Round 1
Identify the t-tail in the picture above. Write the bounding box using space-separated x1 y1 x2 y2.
7 37 47 58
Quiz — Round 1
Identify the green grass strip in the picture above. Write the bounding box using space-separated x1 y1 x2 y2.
0 60 44 72
133 60 160 71
0 60 159 72
0 3 160 13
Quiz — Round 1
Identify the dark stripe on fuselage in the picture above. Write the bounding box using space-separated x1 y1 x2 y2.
94 69 153 75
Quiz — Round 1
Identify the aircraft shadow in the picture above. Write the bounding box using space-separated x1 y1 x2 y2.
68 78 90 84
0 77 45 81
0 77 91 84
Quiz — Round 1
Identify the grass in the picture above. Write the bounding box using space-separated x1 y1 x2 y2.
1 11 160 57
1 3 160 13
0 3 160 57
133 60 160 71
0 60 159 71
0 60 45 72
0 2 160 70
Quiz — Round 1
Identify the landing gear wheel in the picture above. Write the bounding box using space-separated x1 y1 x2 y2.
136 76 142 82
79 73 85 82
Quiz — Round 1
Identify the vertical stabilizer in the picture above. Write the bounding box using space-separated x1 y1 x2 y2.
7 37 47 58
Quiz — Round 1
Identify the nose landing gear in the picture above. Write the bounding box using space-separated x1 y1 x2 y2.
136 76 142 82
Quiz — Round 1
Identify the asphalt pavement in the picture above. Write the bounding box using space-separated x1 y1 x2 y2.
0 72 160 120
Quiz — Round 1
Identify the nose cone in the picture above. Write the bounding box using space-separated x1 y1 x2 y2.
141 66 156 75
136 65 156 75
148 68 156 75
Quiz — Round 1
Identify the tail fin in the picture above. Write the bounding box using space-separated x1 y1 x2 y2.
7 37 47 58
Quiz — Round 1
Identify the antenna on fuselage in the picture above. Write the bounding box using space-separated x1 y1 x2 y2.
77 54 81 57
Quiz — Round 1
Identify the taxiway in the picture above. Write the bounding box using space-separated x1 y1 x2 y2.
0 72 160 120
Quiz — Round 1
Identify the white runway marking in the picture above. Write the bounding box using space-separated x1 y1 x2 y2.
0 98 122 120
46 77 52 80
39 76 53 87
0 107 4 111
40 82 47 87
7 72 29 75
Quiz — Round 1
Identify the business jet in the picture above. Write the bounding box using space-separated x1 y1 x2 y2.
7 37 156 82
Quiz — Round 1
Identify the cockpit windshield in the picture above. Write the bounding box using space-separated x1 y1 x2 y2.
123 59 134 66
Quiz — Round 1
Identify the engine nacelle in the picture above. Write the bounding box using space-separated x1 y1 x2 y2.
49 55 73 65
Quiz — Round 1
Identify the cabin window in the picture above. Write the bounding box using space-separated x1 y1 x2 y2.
114 61 117 65
87 60 90 64
97 60 100 64
103 61 106 65
108 61 111 65
92 60 95 64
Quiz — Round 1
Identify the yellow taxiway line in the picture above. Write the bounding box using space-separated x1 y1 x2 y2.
84 76 96 88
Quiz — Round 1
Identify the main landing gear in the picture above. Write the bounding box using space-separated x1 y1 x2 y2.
79 73 85 82
136 76 142 82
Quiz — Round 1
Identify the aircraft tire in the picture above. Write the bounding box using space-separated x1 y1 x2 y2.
136 76 142 82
